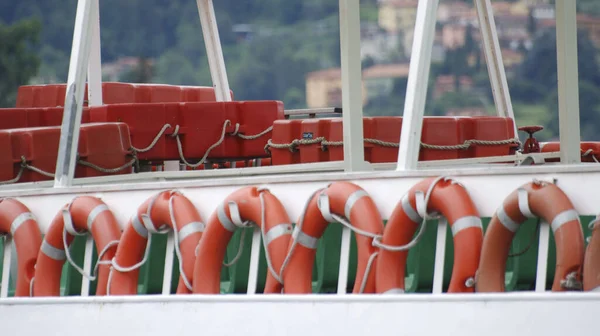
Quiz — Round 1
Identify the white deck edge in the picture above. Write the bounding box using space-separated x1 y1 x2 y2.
2 291 599 305
2 163 600 198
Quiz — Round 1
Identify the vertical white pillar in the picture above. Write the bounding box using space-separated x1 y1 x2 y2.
555 0 581 164
339 0 368 172
474 0 517 137
54 0 95 187
196 0 233 102
396 0 439 171
87 0 103 107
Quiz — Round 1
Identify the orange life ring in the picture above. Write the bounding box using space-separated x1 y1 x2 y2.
583 216 600 291
375 176 483 294
32 196 121 296
0 198 42 296
477 180 585 292
108 190 205 295
281 182 384 294
193 186 292 294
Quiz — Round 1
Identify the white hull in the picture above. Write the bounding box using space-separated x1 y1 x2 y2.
3 164 600 228
2 293 598 336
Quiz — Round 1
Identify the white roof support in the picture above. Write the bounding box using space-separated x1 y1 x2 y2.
396 0 439 171
196 0 233 102
474 0 517 136
54 0 95 188
555 0 581 164
339 0 369 172
87 0 103 107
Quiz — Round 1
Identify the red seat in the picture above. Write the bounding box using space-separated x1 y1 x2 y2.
366 117 402 163
298 119 331 164
269 119 303 165
0 107 90 130
420 117 471 161
3 122 132 183
15 83 233 108
467 116 518 157
0 132 13 182
89 101 283 162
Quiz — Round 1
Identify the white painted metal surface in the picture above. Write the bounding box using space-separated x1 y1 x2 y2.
87 0 102 107
1 2 593 330
196 0 233 102
1 167 598 298
396 0 439 171
535 221 550 292
474 0 517 136
432 218 447 294
54 0 95 188
555 0 582 164
0 237 11 298
1 293 599 335
339 0 368 172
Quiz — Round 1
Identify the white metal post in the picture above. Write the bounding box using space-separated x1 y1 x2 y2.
535 221 550 292
54 0 95 188
474 0 517 137
555 0 581 164
396 0 439 171
432 218 448 294
339 0 368 172
196 0 233 102
87 0 103 107
161 232 175 295
0 238 12 298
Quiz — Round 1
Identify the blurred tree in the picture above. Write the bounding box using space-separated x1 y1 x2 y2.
121 56 154 83
0 18 41 107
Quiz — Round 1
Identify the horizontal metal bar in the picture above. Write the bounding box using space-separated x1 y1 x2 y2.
0 152 567 192
418 152 563 167
2 292 600 305
284 107 342 116
1 161 599 199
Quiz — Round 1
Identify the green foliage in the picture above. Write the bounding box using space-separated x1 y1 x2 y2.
517 28 600 92
0 18 41 107
121 57 155 84
512 27 600 140
430 91 484 116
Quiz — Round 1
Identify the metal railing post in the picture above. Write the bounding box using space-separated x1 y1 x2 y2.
54 0 95 188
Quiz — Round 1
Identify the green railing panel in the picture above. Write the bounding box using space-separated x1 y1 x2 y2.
61 235 97 296
0 237 16 296
221 227 268 294
313 223 358 293
1 215 595 297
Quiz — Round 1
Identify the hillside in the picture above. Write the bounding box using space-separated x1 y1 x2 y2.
3 0 600 141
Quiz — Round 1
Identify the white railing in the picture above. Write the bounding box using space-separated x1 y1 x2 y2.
0 212 574 297
2 166 598 298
